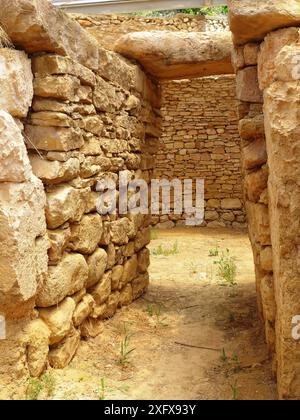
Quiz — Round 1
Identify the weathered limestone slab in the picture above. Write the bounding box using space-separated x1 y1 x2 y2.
29 155 80 185
0 111 32 183
48 327 80 369
0 0 99 70
258 27 300 90
0 112 47 317
114 31 234 80
69 214 103 255
228 0 300 45
39 297 75 345
236 67 263 103
32 55 96 87
264 79 300 398
0 49 33 117
36 253 88 308
26 318 50 377
86 248 108 288
45 185 89 229
25 125 84 152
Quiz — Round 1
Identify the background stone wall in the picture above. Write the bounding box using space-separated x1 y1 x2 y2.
153 75 245 229
74 14 229 50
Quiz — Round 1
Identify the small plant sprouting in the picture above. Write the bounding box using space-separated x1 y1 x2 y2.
99 378 106 400
230 380 239 400
209 245 219 257
26 373 56 400
146 304 168 328
214 249 237 286
152 241 179 257
119 323 136 367
220 348 228 363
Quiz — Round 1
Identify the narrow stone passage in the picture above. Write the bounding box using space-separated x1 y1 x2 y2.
37 228 276 400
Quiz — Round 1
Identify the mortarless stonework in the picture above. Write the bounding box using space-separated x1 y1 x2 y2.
153 76 245 229
1 0 300 401
0 0 160 397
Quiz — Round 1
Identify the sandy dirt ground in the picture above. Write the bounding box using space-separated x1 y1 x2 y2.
28 228 277 400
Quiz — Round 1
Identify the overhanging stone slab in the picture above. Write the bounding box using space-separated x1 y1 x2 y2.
114 31 234 80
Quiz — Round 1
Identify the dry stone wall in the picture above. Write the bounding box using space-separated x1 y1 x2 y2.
153 76 245 229
0 0 160 395
75 14 228 50
232 13 300 399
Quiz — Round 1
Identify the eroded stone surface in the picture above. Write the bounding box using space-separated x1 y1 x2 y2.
229 0 300 45
114 31 234 80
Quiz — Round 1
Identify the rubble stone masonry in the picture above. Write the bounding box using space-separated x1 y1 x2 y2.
153 76 245 229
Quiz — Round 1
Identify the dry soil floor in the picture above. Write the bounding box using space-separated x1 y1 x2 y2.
35 227 277 400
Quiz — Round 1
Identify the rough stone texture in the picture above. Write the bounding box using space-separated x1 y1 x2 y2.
153 76 245 228
75 13 228 50
36 253 88 307
0 49 33 117
0 0 99 69
115 31 234 80
264 72 300 399
229 0 300 45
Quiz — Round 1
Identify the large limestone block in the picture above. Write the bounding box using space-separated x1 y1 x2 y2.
48 327 80 369
0 0 99 70
69 214 103 255
228 0 300 45
239 114 265 140
236 67 263 103
119 255 138 289
245 201 271 246
221 198 242 210
132 273 149 300
32 55 96 87
0 176 47 317
26 318 50 377
0 111 32 182
46 185 89 229
91 271 112 306
25 125 84 152
86 248 108 288
0 49 33 117
39 297 75 345
29 155 80 185
72 294 94 327
48 226 71 265
258 28 300 90
243 137 267 170
33 75 80 101
245 166 269 203
114 31 234 80
36 253 88 307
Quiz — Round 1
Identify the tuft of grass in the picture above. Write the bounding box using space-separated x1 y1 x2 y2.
220 348 228 363
209 245 219 257
152 241 179 257
99 378 106 400
230 380 239 400
146 304 168 328
26 373 56 400
214 249 237 286
118 323 136 367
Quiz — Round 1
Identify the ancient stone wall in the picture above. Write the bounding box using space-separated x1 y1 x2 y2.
0 0 160 395
74 14 228 50
231 6 300 398
153 75 245 229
